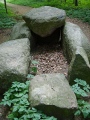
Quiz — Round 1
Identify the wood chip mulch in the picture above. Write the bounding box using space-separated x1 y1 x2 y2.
31 43 68 77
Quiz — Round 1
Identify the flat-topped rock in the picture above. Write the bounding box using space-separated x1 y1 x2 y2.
29 73 77 119
0 38 30 93
23 6 66 37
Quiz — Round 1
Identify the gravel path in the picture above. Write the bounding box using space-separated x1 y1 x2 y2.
7 3 32 15
31 44 68 77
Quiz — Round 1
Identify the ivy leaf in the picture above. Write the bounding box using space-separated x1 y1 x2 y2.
74 110 81 116
8 113 15 119
30 67 37 73
44 116 57 120
27 74 34 79
19 106 25 112
81 109 90 118
13 105 19 112
0 80 57 120
74 79 87 86
14 93 24 97
14 118 19 120
33 113 41 119
31 60 39 65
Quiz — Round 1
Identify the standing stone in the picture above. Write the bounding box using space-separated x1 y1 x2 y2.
23 6 66 37
10 22 36 51
62 22 90 63
0 38 30 93
29 73 77 120
62 22 90 84
10 22 31 40
68 47 90 85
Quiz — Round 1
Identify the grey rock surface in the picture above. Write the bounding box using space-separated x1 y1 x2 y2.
29 73 77 119
10 22 36 51
62 22 90 84
0 38 30 93
23 6 66 37
62 22 90 63
10 22 31 40
68 47 90 84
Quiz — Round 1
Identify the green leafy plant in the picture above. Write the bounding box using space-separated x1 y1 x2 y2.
7 0 90 24
0 3 16 29
30 60 39 75
72 79 90 118
27 60 39 79
0 81 57 120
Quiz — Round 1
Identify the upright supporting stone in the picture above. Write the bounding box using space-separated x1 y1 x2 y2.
0 38 30 93
10 22 36 51
68 47 90 85
62 22 90 84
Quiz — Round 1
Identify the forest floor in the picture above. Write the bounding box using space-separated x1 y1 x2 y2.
0 3 90 120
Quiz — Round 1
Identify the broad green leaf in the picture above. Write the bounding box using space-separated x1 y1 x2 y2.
74 79 87 86
19 107 25 112
30 67 37 73
31 60 39 65
33 113 41 119
8 113 15 119
27 74 34 79
74 110 81 116
14 118 19 120
13 105 19 112
14 93 23 97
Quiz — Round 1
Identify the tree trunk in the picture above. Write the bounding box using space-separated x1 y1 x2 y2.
75 0 78 6
4 0 8 13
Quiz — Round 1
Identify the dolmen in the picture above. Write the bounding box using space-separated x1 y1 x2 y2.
0 5 90 120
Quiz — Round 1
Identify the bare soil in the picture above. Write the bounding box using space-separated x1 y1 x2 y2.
0 3 90 120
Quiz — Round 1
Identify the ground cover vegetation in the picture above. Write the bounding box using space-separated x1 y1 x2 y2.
72 79 90 119
7 0 90 24
0 77 90 119
0 3 17 29
0 61 57 120
0 81 57 120
0 60 90 119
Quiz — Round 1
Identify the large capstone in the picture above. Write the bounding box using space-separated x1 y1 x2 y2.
29 73 77 120
23 6 66 37
62 22 90 84
0 38 30 93
10 22 36 51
